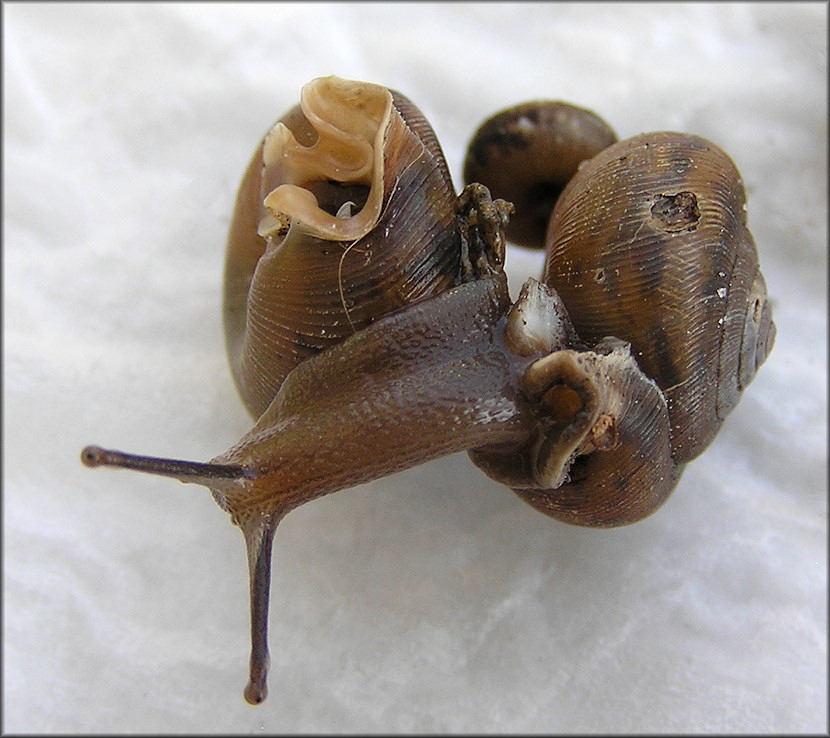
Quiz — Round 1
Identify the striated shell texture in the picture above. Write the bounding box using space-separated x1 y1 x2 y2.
509 337 678 527
469 279 678 528
542 131 776 462
224 76 465 419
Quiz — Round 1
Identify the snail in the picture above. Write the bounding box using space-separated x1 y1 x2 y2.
81 77 775 704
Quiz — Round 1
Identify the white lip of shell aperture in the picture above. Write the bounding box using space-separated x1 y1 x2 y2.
257 76 394 243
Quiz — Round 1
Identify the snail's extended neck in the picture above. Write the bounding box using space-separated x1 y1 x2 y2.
216 274 533 519
81 272 544 705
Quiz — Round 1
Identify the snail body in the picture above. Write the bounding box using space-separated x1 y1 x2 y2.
82 77 775 704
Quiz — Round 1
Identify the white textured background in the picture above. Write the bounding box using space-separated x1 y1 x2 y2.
4 2 827 733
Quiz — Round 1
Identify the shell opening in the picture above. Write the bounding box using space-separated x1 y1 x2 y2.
541 383 585 427
483 338 677 528
258 76 393 242
524 351 606 489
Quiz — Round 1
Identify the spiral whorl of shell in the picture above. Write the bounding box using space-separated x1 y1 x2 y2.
224 76 464 418
542 132 775 461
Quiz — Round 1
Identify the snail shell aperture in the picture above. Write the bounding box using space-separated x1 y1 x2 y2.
81 76 775 704
224 77 466 418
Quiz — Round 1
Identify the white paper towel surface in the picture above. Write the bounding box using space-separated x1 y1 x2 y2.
4 2 826 733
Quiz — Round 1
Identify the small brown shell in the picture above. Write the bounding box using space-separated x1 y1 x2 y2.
513 337 678 527
470 281 677 527
463 101 617 250
224 76 464 418
543 132 776 461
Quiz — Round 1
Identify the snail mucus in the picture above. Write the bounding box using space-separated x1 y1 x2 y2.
81 76 776 704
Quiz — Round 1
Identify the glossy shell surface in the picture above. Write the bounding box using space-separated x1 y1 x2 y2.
463 100 617 250
543 132 775 461
224 77 464 418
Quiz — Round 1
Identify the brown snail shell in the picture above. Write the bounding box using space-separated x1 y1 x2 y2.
224 76 465 418
470 279 679 528
463 100 617 250
509 337 679 528
542 131 776 461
